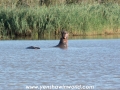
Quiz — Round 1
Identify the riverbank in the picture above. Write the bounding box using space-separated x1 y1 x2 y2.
0 3 120 39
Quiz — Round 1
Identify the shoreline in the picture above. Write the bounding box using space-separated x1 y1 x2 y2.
1 33 120 40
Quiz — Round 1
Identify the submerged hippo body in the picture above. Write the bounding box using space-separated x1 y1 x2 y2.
26 46 40 49
55 31 68 49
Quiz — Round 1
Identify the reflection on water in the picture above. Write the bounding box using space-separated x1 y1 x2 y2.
4 34 120 40
0 39 120 90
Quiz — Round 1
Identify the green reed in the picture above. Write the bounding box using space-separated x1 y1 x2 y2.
0 3 120 38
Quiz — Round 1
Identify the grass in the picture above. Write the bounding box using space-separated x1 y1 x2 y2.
0 2 120 39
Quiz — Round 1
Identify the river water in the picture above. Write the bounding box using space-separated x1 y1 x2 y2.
0 39 120 90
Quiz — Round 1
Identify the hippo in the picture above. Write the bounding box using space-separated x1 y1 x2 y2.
26 46 40 49
26 31 68 49
54 31 69 49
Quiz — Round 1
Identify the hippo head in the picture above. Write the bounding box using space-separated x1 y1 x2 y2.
26 46 40 49
61 31 69 39
54 30 69 49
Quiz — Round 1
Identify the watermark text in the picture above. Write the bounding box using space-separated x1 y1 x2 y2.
26 85 95 90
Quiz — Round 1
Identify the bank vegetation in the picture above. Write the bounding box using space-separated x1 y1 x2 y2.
0 0 120 39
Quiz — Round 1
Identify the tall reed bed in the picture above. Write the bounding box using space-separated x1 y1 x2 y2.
0 3 120 38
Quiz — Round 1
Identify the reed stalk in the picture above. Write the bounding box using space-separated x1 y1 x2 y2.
0 2 120 38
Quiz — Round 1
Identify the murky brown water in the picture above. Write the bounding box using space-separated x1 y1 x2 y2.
0 39 120 90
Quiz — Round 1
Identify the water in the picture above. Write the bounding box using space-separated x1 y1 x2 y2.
0 39 120 90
